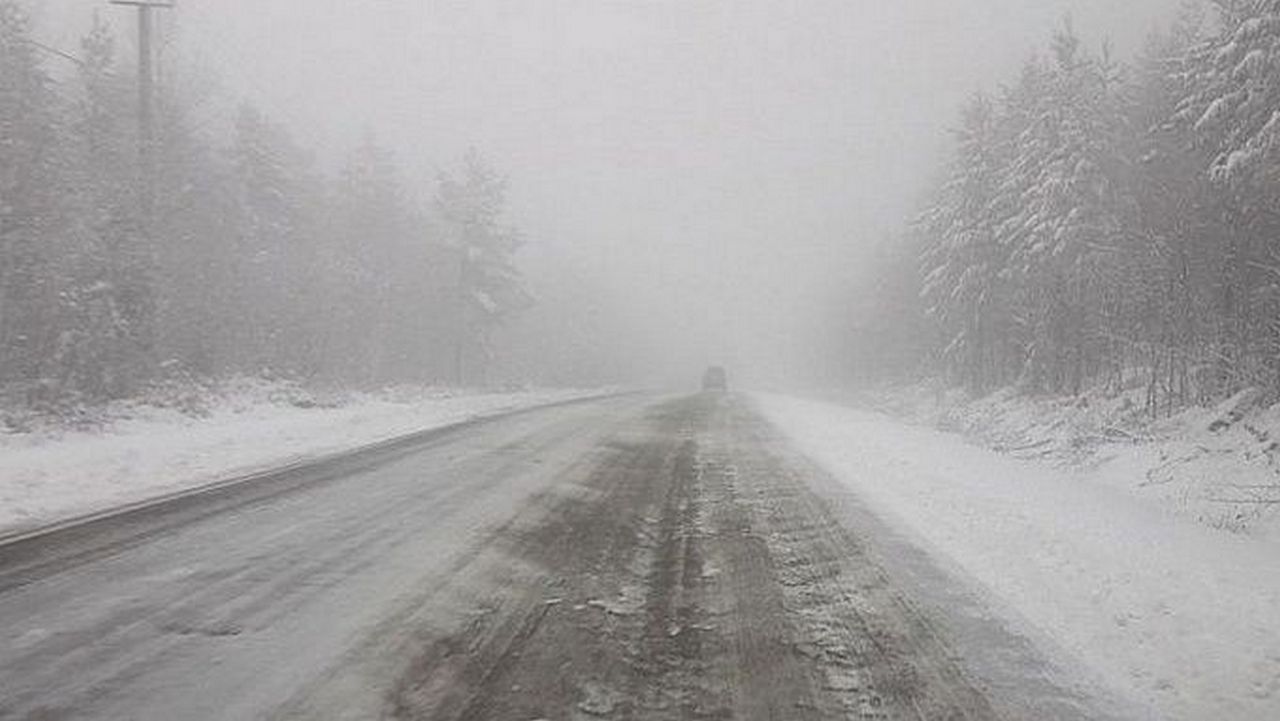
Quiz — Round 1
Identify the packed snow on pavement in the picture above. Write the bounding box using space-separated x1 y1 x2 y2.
758 393 1280 721
0 379 610 538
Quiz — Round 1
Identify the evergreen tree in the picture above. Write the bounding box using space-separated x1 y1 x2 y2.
1180 0 1280 189
55 14 151 399
435 149 529 385
0 4 531 414
227 103 321 375
0 2 64 398
326 134 407 383
920 94 1013 391
1002 25 1133 392
1179 0 1280 391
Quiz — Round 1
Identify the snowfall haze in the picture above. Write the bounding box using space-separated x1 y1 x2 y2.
30 0 1181 388
15 3 1280 720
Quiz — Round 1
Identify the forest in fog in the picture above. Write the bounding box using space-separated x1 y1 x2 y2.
5 0 1280 417
0 2 527 412
865 1 1280 414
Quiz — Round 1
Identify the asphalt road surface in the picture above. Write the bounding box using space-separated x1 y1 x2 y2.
0 394 1133 720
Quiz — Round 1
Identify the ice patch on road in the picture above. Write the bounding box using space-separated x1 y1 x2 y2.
756 393 1280 721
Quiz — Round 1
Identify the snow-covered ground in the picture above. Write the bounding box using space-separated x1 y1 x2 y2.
0 380 611 538
758 393 1280 721
868 383 1280 539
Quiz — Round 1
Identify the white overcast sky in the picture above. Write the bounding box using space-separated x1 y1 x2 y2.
32 0 1187 386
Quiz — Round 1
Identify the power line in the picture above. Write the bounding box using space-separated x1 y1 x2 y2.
23 37 85 67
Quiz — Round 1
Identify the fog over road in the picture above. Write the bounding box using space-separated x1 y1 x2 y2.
0 395 1130 720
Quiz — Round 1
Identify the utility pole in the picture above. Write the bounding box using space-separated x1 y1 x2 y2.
109 0 174 220
109 0 173 378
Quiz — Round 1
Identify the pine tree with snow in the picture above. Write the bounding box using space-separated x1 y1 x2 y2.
435 149 530 386
1174 0 1280 393
0 2 66 399
920 94 1016 392
53 14 154 400
999 24 1135 393
1179 0 1280 189
227 103 323 376
1122 8 1224 409
325 134 405 383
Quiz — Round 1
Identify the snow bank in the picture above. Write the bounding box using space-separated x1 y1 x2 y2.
758 393 1280 721
0 381 609 538
867 382 1280 539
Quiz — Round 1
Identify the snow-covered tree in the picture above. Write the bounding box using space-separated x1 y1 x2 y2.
435 150 529 385
999 26 1135 393
916 24 1139 396
1179 0 1280 189
920 94 1015 391
51 14 155 400
1175 0 1280 393
0 3 535 414
225 104 323 375
0 2 66 398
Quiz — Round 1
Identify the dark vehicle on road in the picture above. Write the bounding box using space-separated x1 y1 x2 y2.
702 365 728 391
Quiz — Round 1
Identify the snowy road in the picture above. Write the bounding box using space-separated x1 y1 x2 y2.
0 394 1132 720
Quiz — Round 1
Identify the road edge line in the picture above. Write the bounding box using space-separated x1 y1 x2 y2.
0 390 633 550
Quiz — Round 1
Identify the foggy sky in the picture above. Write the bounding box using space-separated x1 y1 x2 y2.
33 0 1186 388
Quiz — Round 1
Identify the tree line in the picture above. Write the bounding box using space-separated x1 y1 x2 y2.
0 3 528 412
877 1 1280 415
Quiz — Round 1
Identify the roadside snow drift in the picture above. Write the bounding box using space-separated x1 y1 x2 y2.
0 385 607 538
757 394 1280 721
